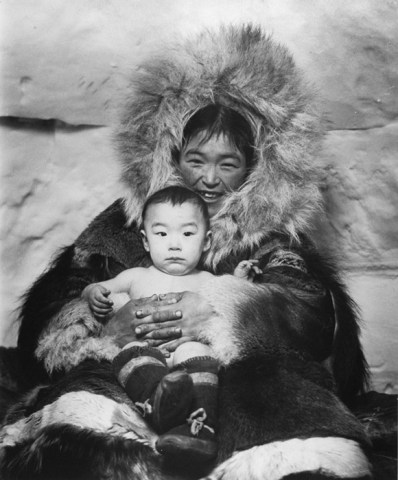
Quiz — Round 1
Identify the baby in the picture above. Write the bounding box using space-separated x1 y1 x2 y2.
82 185 259 461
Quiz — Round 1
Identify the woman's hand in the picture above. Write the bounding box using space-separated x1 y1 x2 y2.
102 294 182 347
135 291 215 353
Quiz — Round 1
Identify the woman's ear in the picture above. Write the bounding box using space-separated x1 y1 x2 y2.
140 230 150 252
203 230 212 252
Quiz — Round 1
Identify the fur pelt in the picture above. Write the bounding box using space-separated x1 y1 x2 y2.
216 356 370 459
0 362 168 480
2 23 378 480
1 425 164 480
0 358 372 480
114 24 324 269
0 362 210 480
204 438 371 480
197 271 367 403
206 355 372 480
35 299 119 375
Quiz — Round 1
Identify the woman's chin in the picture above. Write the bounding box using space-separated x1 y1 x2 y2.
205 197 225 218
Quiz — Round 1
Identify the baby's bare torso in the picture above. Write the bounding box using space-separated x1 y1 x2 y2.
130 266 214 298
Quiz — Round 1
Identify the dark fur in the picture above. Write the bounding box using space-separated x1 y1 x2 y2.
15 202 149 385
1 424 164 480
0 24 382 480
217 355 370 462
299 245 370 404
1 361 211 480
4 361 134 425
283 474 372 480
16 245 107 383
254 234 369 404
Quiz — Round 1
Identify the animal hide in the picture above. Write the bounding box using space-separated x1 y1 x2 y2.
1 24 377 480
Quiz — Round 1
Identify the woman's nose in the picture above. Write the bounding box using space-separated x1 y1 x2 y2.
202 166 220 187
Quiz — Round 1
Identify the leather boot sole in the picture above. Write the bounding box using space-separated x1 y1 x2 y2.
156 433 217 461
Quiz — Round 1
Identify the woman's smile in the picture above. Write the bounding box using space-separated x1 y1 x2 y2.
197 190 223 202
179 133 247 217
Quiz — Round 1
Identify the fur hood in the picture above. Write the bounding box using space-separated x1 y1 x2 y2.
114 24 324 268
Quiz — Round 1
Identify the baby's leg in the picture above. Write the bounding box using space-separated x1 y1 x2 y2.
113 344 193 433
157 341 219 461
172 341 213 366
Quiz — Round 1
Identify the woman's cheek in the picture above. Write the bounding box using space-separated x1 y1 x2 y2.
180 164 200 185
221 173 244 191
186 171 198 185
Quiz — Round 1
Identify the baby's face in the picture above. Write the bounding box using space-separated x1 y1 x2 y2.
141 202 211 276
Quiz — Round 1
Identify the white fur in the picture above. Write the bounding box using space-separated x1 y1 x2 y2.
35 299 120 373
0 391 157 449
198 275 265 365
203 437 371 480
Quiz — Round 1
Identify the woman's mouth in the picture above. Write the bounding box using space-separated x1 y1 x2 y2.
197 191 223 202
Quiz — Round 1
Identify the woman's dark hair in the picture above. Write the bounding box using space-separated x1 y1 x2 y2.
141 185 210 230
181 104 255 168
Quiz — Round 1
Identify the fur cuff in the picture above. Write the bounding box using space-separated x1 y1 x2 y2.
35 299 121 374
206 437 371 480
197 275 268 365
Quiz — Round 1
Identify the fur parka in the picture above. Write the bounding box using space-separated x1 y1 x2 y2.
0 25 375 480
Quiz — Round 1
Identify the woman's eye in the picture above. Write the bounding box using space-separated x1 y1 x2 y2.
221 162 238 169
187 159 203 166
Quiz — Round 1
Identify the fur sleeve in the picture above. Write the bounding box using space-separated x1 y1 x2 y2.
197 274 334 366
35 299 120 375
17 202 146 379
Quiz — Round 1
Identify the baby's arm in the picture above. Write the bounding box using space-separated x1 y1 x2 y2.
233 259 262 281
82 283 113 318
82 269 140 319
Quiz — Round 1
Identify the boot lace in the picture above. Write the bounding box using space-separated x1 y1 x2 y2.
135 399 153 417
187 408 215 436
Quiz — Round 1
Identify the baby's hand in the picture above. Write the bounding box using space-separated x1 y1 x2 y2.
83 284 113 319
233 259 262 281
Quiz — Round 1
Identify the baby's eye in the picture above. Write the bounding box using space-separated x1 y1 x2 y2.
183 231 195 237
155 232 167 237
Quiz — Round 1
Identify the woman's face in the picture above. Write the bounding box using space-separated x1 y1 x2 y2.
179 133 247 217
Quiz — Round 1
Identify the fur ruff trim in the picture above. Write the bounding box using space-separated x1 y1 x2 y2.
35 299 120 374
0 391 157 448
115 24 324 269
204 437 371 480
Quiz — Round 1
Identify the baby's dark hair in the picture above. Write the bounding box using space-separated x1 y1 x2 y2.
141 186 210 230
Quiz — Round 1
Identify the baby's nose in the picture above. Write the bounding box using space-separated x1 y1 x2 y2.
168 238 182 250
169 245 181 251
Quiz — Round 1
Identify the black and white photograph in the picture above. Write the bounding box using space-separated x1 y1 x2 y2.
0 1 397 479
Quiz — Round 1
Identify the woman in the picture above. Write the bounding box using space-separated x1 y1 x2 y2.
1 25 373 479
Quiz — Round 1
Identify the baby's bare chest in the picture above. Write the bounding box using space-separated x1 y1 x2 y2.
130 272 208 299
